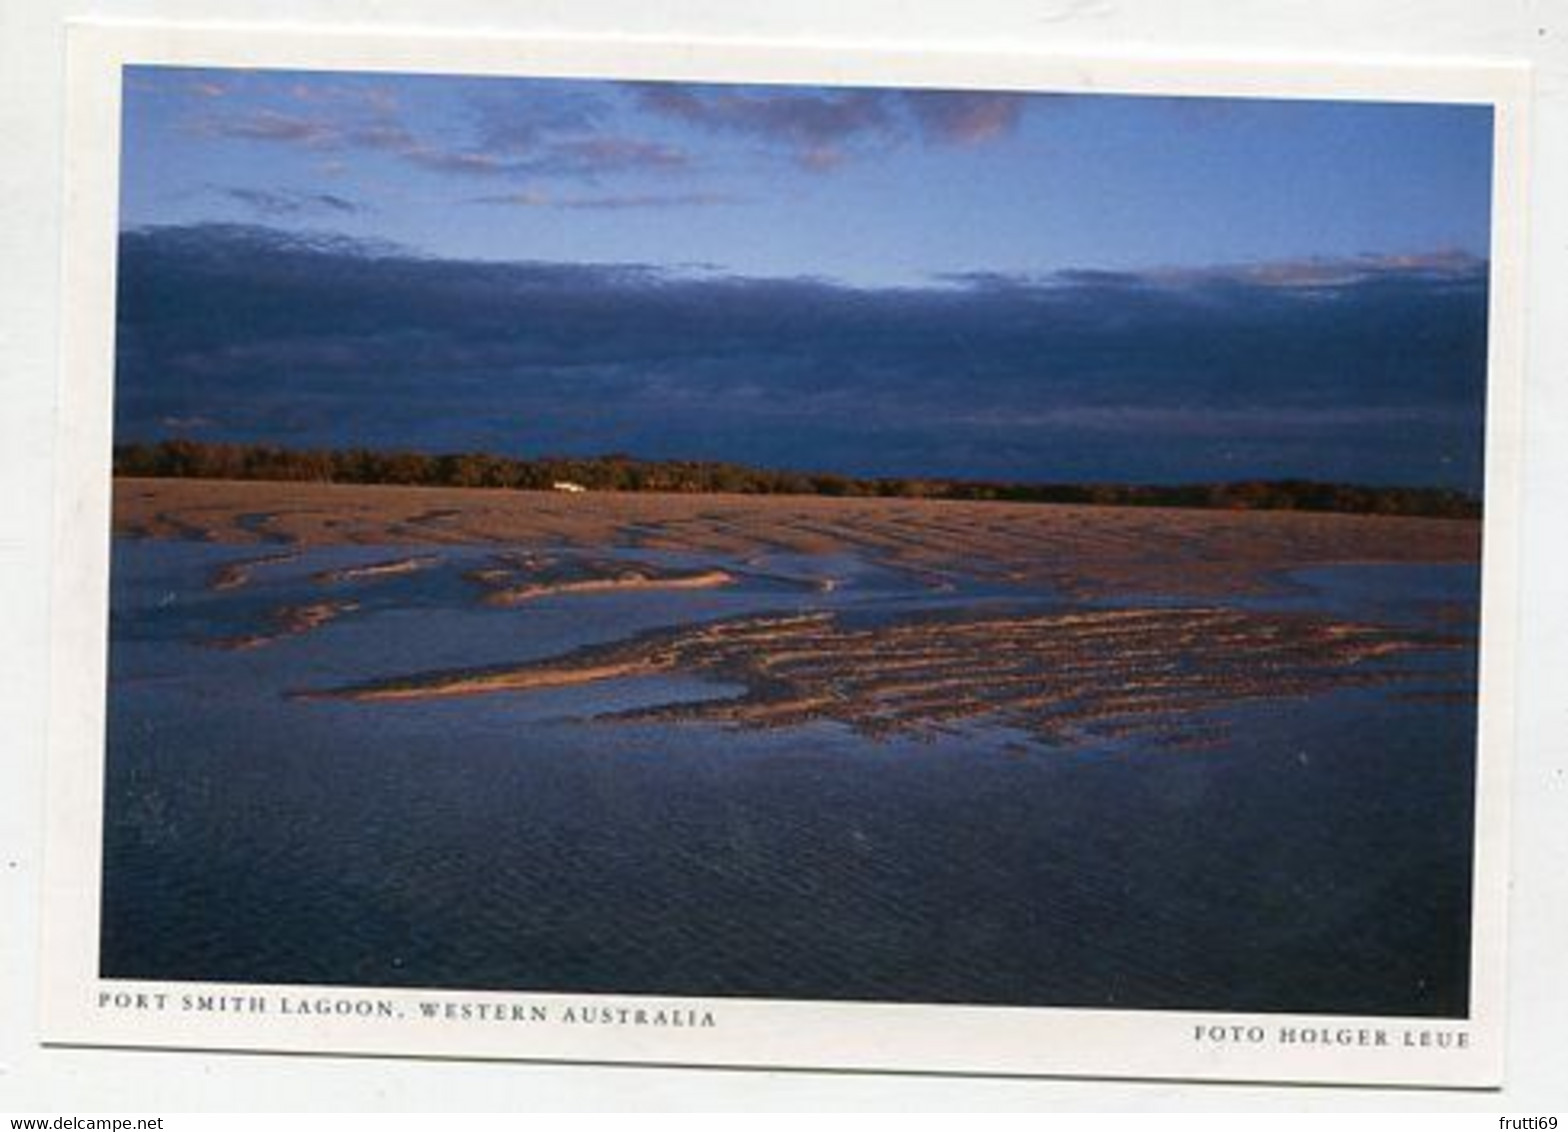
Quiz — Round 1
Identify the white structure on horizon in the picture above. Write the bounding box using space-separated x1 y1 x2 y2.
551 480 588 494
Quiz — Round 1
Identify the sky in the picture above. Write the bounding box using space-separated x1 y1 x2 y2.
115 66 1495 488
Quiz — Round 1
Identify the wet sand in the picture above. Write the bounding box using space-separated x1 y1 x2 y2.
115 477 1480 598
104 480 1485 1010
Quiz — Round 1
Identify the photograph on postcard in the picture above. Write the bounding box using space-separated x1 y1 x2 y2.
43 27 1523 1085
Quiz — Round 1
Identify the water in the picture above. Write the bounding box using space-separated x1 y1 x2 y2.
101 540 1480 1016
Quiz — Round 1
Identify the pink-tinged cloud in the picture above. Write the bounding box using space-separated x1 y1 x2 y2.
947 251 1489 294
797 146 847 171
346 122 420 151
633 84 1028 168
905 92 1025 146
402 147 507 176
202 110 339 146
400 137 689 179
192 101 690 181
635 84 894 169
1160 250 1489 290
472 93 610 154
287 81 401 113
551 136 689 173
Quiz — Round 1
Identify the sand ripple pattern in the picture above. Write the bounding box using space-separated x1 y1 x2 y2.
466 552 733 606
302 606 1465 748
114 479 1480 598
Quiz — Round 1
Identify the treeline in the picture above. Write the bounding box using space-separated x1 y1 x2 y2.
112 439 1482 519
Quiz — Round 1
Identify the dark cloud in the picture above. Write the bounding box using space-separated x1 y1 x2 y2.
631 83 1029 169
633 84 894 170
215 186 362 218
392 135 689 180
284 79 401 114
470 89 611 153
468 189 745 210
399 147 510 177
947 251 1487 293
536 137 689 175
461 88 690 177
343 121 420 152
114 224 1490 489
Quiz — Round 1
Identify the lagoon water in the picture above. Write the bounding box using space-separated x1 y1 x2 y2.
102 539 1479 1016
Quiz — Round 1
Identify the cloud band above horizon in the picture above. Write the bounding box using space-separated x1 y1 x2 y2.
113 225 1490 491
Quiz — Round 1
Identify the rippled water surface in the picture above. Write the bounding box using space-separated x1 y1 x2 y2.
102 538 1480 1015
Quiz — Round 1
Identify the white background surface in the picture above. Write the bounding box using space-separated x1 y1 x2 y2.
3 0 1566 1112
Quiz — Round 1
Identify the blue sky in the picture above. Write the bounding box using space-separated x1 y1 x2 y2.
121 67 1493 285
115 67 1495 487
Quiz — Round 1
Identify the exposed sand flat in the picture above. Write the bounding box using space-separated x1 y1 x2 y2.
483 571 734 605
298 659 661 701
207 550 301 591
115 478 1480 597
300 606 1468 747
465 552 734 606
208 600 359 651
312 553 441 585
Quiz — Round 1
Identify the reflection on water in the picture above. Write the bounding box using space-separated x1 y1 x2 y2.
102 538 1479 1016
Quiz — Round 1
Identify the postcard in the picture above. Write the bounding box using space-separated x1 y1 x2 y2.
41 21 1528 1086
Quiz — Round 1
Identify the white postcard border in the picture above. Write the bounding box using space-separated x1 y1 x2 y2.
41 20 1531 1088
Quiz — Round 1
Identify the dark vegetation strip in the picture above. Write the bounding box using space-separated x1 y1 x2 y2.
114 440 1481 519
